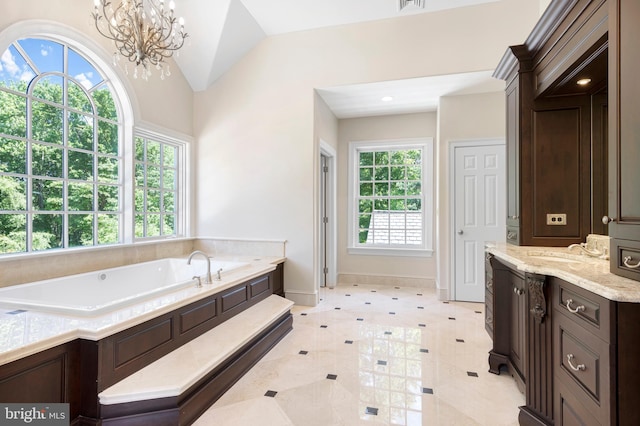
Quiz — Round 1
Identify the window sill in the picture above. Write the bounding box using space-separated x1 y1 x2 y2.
347 247 433 257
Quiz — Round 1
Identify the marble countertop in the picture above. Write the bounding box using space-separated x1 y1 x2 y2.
486 243 640 303
0 255 285 367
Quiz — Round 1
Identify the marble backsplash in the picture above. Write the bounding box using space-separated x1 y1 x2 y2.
0 238 287 289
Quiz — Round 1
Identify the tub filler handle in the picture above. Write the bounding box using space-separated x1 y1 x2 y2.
193 276 202 288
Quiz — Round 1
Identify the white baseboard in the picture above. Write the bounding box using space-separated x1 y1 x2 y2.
284 290 319 307
337 274 435 289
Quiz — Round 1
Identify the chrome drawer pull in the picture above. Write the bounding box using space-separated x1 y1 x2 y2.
567 354 586 372
623 256 640 269
565 299 585 314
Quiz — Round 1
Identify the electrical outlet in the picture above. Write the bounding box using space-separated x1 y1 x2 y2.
546 213 567 225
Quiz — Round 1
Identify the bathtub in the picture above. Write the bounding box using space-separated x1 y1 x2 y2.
0 257 249 317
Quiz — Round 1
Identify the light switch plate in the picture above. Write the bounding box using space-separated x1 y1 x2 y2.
546 213 567 225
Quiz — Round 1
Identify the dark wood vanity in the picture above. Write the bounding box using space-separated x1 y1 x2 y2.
489 0 640 424
487 252 640 425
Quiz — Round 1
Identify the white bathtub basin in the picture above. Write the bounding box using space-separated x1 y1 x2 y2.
0 257 249 317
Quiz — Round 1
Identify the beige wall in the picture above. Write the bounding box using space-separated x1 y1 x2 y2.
436 92 507 299
193 0 540 305
0 0 194 136
337 112 438 287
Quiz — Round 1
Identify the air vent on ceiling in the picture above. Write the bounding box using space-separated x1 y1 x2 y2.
398 0 426 11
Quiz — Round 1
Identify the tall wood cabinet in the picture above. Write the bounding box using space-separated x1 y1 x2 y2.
608 0 640 280
494 0 609 248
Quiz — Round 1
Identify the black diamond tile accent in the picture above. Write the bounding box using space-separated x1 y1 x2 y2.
345 340 354 344
334 307 341 310
371 290 377 293
417 293 423 296
377 360 387 366
395 286 400 289
418 323 426 327
384 331 392 335
365 407 379 415
443 301 449 304
6 309 27 315
475 310 482 314
357 318 364 321
300 313 308 316
422 388 434 394
326 374 337 380
467 371 479 377
265 390 278 397
448 317 456 320
365 302 371 305
353 284 359 286
392 297 398 300
389 312 396 315
299 350 308 355
456 339 465 343
320 325 328 328
417 306 424 309
346 294 351 296
420 348 429 353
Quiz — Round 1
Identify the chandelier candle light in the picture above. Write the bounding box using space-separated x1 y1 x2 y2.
92 0 188 80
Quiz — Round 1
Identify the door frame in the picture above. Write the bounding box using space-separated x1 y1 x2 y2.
448 138 505 301
319 139 337 288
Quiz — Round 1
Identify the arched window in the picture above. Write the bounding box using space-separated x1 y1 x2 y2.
0 37 123 254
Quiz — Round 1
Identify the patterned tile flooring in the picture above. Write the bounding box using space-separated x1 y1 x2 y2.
194 284 524 425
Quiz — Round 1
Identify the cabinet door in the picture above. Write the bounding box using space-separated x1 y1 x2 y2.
609 0 640 279
509 271 526 379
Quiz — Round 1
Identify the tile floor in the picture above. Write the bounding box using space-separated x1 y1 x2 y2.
194 284 524 425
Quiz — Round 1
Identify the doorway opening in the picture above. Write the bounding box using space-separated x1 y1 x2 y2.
319 140 337 288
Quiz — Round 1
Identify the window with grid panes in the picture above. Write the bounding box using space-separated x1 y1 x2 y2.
348 139 433 255
0 37 122 254
134 136 179 238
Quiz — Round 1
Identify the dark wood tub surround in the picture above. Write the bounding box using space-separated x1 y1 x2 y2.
0 263 287 425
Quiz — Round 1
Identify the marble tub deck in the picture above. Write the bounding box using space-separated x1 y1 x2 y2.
194 284 523 426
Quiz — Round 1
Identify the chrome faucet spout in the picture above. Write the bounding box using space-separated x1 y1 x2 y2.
568 242 605 258
187 250 212 284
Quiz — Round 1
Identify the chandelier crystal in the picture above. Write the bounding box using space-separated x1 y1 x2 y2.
92 0 188 80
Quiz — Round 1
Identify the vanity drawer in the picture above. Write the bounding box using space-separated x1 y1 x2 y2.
554 313 610 425
552 278 611 343
612 239 640 282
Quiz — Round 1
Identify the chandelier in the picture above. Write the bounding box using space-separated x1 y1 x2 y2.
398 0 426 11
92 0 188 80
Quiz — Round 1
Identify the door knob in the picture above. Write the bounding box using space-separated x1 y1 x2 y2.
457 229 464 235
602 215 616 225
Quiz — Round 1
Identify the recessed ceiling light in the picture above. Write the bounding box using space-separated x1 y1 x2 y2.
576 78 592 86
381 96 394 102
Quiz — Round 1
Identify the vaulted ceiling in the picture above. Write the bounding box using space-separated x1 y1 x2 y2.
172 0 504 117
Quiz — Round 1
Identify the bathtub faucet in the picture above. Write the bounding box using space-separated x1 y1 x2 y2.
187 250 212 284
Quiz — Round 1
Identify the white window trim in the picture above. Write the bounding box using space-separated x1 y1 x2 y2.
347 138 433 257
0 22 191 258
132 125 191 242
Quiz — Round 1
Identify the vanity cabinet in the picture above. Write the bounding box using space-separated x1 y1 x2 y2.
608 0 640 280
487 256 527 391
552 277 640 425
486 253 640 426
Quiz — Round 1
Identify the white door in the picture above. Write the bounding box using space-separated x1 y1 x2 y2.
453 143 505 302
